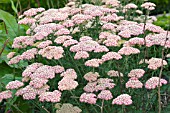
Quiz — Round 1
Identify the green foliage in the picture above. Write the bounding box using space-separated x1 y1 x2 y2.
0 0 68 16
153 15 170 30
149 0 170 14
0 9 19 38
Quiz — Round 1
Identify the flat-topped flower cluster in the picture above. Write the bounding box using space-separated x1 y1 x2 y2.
1 0 169 112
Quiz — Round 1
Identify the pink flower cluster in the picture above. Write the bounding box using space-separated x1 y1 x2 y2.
97 90 113 100
38 46 64 60
102 52 122 62
145 33 170 48
126 77 143 88
147 58 167 70
141 2 156 10
0 90 12 102
12 36 35 48
128 69 145 78
23 7 45 17
112 94 132 105
84 72 100 82
39 90 61 102
6 80 24 90
15 85 50 100
118 47 140 55
145 77 167 89
58 69 78 91
80 93 97 104
85 59 103 67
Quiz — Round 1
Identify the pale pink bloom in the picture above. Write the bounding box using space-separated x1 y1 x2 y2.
7 52 16 59
23 92 37 100
70 45 82 52
149 16 157 22
34 32 49 40
94 45 109 53
53 65 65 74
80 93 97 104
18 17 36 25
128 37 145 46
105 0 120 7
66 1 75 7
98 90 113 100
54 35 72 44
126 78 143 88
30 65 56 79
84 72 100 82
8 55 21 65
41 10 68 22
85 59 103 67
63 20 75 27
26 29 30 34
118 30 131 38
124 3 137 9
141 2 156 10
147 58 167 70
0 90 12 102
33 23 54 32
29 78 48 89
74 51 89 60
79 36 92 42
83 82 97 92
12 36 35 48
145 33 169 47
103 39 119 47
70 40 100 52
23 8 45 16
128 69 145 78
136 10 143 14
145 77 167 89
34 23 63 33
112 94 132 105
37 40 52 48
118 24 143 38
58 78 78 91
15 85 49 99
79 40 100 52
35 85 50 95
107 70 123 77
60 69 77 79
90 9 103 17
102 52 122 62
22 63 43 77
39 90 61 102
39 16 53 24
21 48 37 60
55 28 70 36
63 39 78 47
102 23 117 30
99 32 112 39
22 77 30 82
6 80 24 90
72 14 93 24
38 46 64 60
69 8 81 15
105 34 121 40
139 23 164 33
95 78 115 91
100 14 120 22
118 47 140 55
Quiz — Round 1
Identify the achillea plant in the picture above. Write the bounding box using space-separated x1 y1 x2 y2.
1 0 169 113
